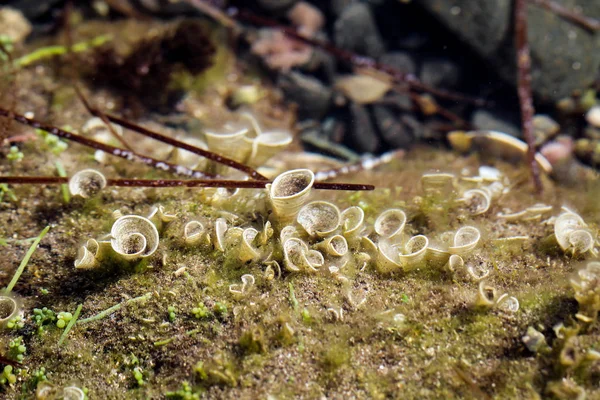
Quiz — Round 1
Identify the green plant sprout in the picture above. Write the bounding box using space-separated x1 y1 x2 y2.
6 315 24 330
288 283 299 312
0 184 17 203
58 304 82 346
168 306 177 322
165 381 199 399
12 35 112 67
8 336 26 362
7 146 23 162
55 161 70 203
191 303 210 320
0 366 17 386
34 128 69 155
132 367 144 386
32 307 56 335
56 311 73 329
5 225 50 293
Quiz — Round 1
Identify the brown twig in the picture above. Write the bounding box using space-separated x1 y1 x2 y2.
86 107 268 181
515 0 543 192
530 0 600 31
0 107 214 179
226 6 488 107
0 175 374 191
314 149 405 181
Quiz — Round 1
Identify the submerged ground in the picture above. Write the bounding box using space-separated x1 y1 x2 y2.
1 14 600 400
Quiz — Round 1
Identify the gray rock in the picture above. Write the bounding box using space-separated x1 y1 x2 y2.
277 71 332 120
348 102 380 153
380 51 417 75
471 109 521 138
418 0 600 102
335 3 386 58
372 105 414 148
5 0 63 20
419 57 460 88
256 0 298 15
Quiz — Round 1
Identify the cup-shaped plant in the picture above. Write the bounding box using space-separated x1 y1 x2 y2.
74 238 110 269
397 235 429 268
449 226 481 255
0 293 21 328
213 218 228 252
184 220 206 245
376 240 402 274
110 215 159 260
297 201 341 237
340 206 365 238
374 209 407 242
238 228 261 263
283 238 311 272
316 235 349 257
68 169 107 198
462 189 491 215
204 128 252 163
268 169 315 222
247 130 293 167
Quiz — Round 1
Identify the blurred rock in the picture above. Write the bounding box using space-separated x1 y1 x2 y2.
277 71 332 120
380 51 417 75
0 7 31 43
347 102 380 153
372 105 413 148
4 0 63 20
532 114 560 145
586 105 600 128
471 109 520 138
418 0 600 102
334 2 385 58
419 57 460 88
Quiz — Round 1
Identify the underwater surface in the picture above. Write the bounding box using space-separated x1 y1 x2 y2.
1 1 600 399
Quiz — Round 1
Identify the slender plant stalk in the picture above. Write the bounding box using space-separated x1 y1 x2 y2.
529 0 600 31
55 161 70 203
515 0 543 193
0 176 375 191
5 226 50 293
0 107 214 179
58 304 83 346
78 293 152 324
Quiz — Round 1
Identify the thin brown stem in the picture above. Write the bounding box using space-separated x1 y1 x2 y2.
530 0 600 31
0 175 374 191
0 107 214 179
515 0 543 193
86 107 268 181
314 150 405 181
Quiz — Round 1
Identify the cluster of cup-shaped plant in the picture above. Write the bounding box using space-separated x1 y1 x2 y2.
553 207 598 257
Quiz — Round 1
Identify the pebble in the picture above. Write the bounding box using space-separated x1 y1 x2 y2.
419 57 460 88
277 71 332 120
585 106 600 128
532 114 560 146
471 109 520 138
334 2 386 58
372 105 413 148
380 51 417 75
0 7 31 43
347 102 380 153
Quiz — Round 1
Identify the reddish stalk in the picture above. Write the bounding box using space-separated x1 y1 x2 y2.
0 108 214 179
515 0 543 193
530 0 600 31
0 176 374 191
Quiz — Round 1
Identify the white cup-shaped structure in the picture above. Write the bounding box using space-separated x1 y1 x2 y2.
184 221 205 245
554 211 587 252
283 238 311 272
376 240 402 274
475 281 497 308
317 235 349 257
0 293 20 327
204 128 252 163
62 386 86 400
248 131 293 167
74 238 107 269
568 229 595 256
297 201 341 237
110 215 159 260
238 228 261 263
421 173 456 195
269 169 315 222
305 250 325 271
69 169 107 198
340 206 365 238
398 235 429 268
374 209 407 241
446 254 464 273
449 226 481 255
462 189 491 215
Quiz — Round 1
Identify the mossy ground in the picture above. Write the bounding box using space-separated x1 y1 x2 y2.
1 16 600 400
